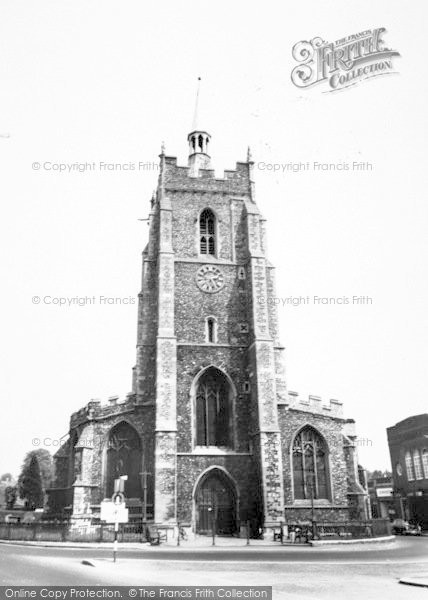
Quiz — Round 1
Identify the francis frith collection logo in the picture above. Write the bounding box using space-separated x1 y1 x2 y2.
291 28 400 92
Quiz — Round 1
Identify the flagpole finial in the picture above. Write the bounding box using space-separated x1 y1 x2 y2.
192 77 202 131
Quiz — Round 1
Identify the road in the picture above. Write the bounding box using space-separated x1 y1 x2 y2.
0 538 427 599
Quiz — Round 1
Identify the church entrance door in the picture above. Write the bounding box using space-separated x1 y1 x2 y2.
195 469 237 535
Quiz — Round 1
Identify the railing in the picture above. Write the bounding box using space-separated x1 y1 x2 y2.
0 520 175 543
315 521 372 539
0 519 391 543
0 522 68 542
284 519 391 540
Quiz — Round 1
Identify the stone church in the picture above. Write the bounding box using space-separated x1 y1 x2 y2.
48 108 369 535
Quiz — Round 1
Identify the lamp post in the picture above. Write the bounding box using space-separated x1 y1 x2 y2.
308 474 316 540
208 506 216 546
139 466 151 540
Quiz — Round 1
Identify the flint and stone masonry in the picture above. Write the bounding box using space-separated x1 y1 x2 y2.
48 122 369 535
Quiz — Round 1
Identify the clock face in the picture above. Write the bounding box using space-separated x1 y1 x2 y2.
196 265 225 293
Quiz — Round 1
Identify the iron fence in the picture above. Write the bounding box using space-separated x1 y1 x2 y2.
0 518 391 543
0 520 175 543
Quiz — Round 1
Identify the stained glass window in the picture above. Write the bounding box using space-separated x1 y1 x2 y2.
292 427 329 500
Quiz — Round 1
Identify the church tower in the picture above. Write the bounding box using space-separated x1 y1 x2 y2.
134 82 287 531
49 83 368 534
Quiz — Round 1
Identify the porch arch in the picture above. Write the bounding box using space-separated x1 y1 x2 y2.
193 467 238 535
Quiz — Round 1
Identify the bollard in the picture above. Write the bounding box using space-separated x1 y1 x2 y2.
113 521 119 562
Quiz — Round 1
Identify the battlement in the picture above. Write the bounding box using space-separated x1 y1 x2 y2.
70 392 136 428
163 156 253 194
287 391 344 418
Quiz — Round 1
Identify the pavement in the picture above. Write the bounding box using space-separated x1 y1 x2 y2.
0 533 396 550
1 537 427 599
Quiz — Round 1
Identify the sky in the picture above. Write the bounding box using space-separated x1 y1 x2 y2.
0 0 427 477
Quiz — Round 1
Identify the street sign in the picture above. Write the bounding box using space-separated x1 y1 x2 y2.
100 500 129 524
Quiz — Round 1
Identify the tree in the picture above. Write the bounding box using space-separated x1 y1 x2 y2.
18 455 44 510
5 486 17 509
19 449 53 492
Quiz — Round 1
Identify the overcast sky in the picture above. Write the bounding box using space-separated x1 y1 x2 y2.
1 1 427 477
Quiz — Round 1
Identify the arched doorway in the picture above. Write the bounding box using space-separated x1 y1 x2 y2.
195 469 237 535
105 422 142 499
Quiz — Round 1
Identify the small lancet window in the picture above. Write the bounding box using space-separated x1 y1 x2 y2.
198 134 204 151
200 209 216 255
238 267 246 280
206 317 217 343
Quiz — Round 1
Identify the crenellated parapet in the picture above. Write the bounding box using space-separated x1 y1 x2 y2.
70 392 136 429
286 391 344 418
162 156 253 195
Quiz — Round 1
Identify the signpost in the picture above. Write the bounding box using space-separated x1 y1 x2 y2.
100 476 129 562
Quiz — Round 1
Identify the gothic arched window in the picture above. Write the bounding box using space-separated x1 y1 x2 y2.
293 427 329 500
196 368 232 447
200 209 216 255
106 422 142 498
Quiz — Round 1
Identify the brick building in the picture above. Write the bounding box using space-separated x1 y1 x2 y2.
387 414 428 528
48 116 369 535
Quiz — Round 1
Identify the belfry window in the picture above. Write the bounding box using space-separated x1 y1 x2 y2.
200 209 216 255
293 427 329 500
196 368 232 447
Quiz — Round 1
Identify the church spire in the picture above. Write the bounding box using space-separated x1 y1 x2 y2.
188 77 211 176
